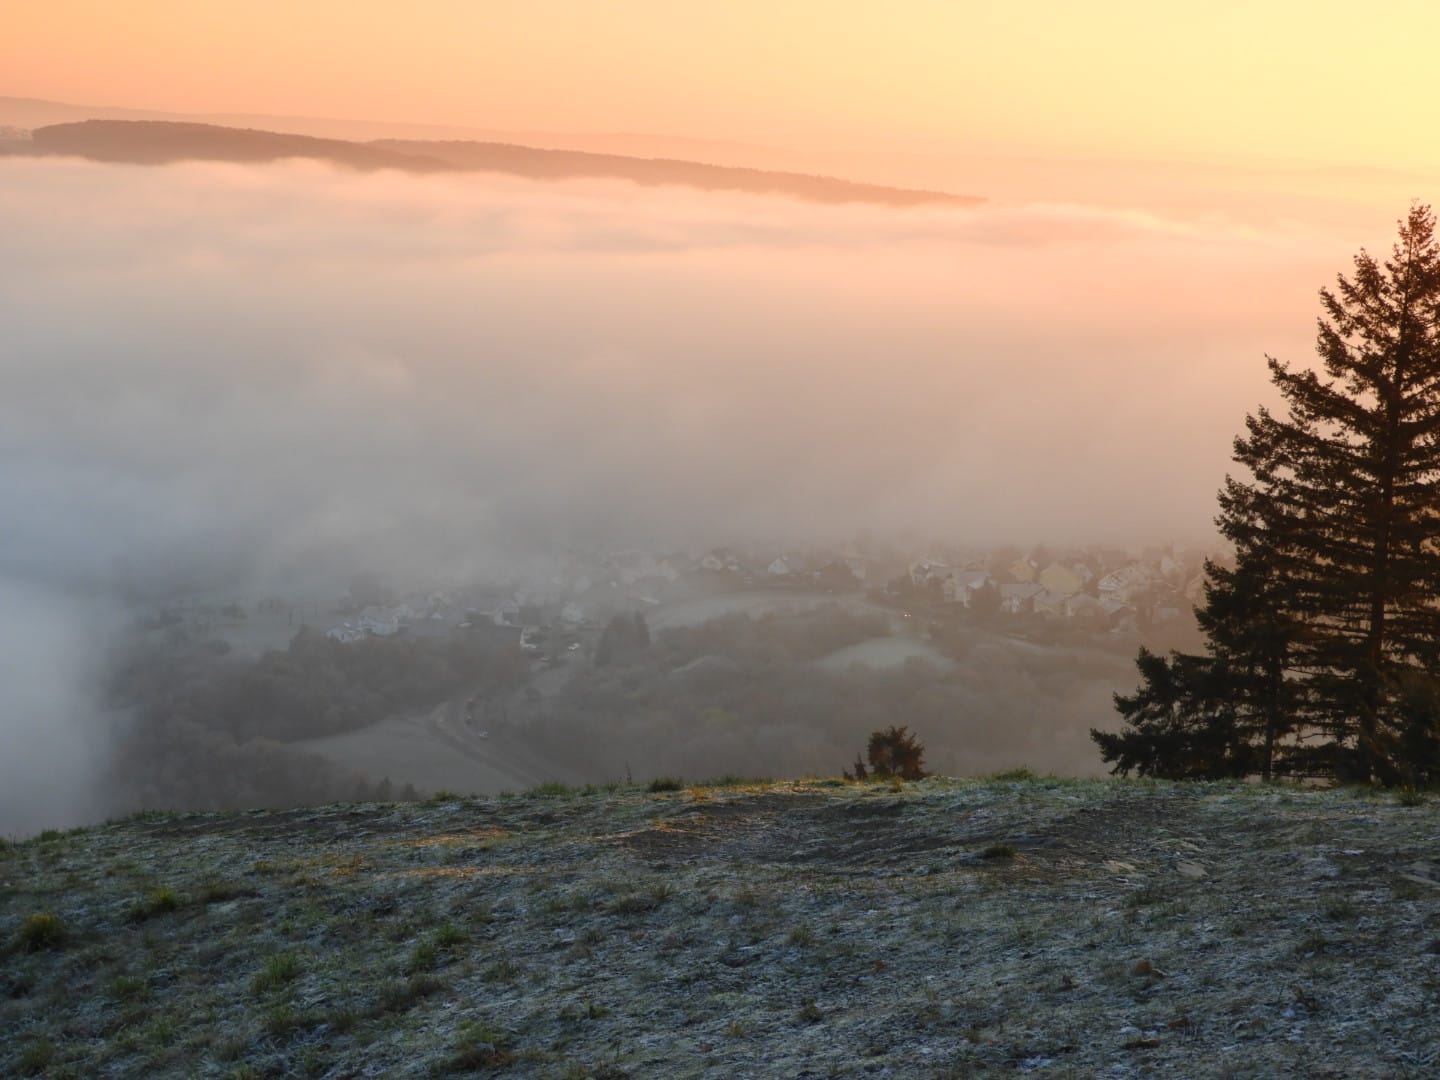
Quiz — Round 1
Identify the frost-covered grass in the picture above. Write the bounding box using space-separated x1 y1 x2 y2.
2 777 1438 1077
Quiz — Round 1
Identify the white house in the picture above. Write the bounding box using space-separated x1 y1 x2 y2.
1097 564 1153 603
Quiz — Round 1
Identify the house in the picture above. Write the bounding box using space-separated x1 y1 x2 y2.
909 558 950 588
1064 593 1102 621
943 569 993 606
768 556 795 577
1032 588 1070 618
1007 558 1037 584
358 606 402 637
1038 562 1085 596
701 548 742 573
1097 564 1153 603
999 583 1044 615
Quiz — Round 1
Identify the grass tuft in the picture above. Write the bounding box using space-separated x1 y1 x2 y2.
696 774 769 788
129 885 181 921
988 767 1037 782
251 951 302 994
17 1039 55 1076
15 912 67 952
980 843 1018 860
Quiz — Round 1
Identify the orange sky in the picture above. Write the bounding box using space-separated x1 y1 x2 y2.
7 1 1440 169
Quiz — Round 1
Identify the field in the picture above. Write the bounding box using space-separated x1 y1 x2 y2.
5 777 1440 1077
646 591 897 632
291 701 585 798
814 636 955 672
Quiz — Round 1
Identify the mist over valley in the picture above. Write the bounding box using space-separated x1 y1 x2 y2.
0 137 1397 836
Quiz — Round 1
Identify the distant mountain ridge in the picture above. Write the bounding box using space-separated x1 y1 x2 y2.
17 119 982 207
26 121 448 172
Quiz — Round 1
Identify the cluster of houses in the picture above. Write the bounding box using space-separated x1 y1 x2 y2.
325 592 454 643
312 540 1212 646
906 548 1203 631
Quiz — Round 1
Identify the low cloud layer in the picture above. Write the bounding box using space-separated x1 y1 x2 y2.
0 157 1392 830
1 159 1363 580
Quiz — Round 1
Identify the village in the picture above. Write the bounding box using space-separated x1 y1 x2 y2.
303 538 1211 658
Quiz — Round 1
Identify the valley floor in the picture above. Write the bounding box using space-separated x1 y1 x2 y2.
3 777 1439 1077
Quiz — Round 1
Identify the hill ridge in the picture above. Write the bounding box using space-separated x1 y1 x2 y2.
16 120 982 207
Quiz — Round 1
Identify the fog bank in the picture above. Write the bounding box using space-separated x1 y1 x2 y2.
0 156 1389 831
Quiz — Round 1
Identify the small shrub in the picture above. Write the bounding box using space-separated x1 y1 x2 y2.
15 912 66 952
529 782 572 798
980 843 1018 861
797 1000 824 1023
647 777 684 793
1397 786 1427 807
844 726 926 781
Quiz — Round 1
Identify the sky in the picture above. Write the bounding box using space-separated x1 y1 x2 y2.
8 1 1440 171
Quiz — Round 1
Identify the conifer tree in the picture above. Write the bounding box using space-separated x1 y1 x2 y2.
1095 204 1440 783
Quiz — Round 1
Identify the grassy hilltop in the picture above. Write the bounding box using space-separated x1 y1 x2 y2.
3 776 1439 1078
